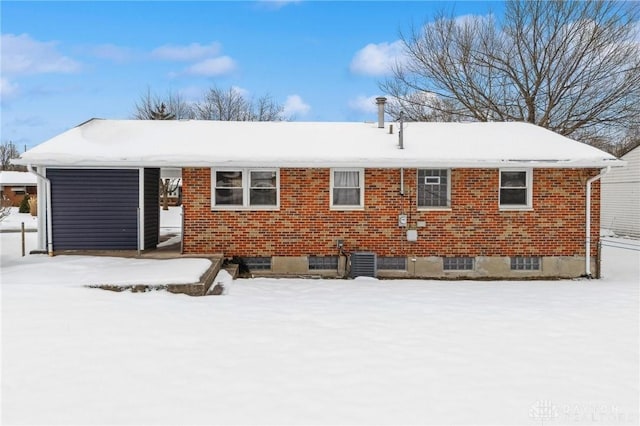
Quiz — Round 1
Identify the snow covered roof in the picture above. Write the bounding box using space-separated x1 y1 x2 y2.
0 171 38 186
15 119 622 168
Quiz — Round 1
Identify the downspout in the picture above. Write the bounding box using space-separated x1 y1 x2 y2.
585 166 610 277
27 165 54 256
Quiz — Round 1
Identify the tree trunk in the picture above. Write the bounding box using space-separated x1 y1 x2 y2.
161 178 169 211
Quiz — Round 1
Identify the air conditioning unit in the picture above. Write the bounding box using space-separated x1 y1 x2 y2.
350 252 377 278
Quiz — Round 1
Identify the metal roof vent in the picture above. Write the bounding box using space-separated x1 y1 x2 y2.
350 252 377 278
375 97 387 128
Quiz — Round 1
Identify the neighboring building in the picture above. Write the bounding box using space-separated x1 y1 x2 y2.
0 171 37 206
14 111 623 279
601 145 640 238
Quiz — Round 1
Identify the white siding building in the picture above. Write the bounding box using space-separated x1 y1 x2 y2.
601 146 640 238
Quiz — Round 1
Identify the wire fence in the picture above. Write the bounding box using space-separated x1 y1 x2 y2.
600 238 640 252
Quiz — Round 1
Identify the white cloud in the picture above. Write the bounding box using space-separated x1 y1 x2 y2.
1 33 81 75
231 85 250 97
348 95 379 114
349 40 405 76
283 95 310 117
184 56 236 76
0 78 19 100
151 42 222 61
87 44 134 63
256 0 302 10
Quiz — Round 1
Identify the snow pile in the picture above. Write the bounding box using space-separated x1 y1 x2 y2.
0 207 37 231
0 233 210 286
1 232 638 425
206 268 233 295
159 205 182 235
0 171 37 185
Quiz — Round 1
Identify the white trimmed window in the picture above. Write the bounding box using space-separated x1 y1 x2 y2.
418 169 450 208
212 169 279 209
330 168 364 209
499 169 532 209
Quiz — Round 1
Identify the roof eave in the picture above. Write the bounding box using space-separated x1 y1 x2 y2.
14 157 625 169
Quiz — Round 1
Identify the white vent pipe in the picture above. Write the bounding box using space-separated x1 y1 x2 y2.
375 97 387 128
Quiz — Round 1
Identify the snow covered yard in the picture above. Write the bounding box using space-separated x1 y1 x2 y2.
1 231 638 425
0 207 38 232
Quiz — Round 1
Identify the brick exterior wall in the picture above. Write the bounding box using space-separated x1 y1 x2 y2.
1 186 37 207
182 167 601 259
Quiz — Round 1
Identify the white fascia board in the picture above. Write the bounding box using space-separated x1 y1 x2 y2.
15 158 626 169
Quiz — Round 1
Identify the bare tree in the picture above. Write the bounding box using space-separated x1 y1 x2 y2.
381 0 640 143
133 88 194 120
618 128 640 157
159 178 181 211
588 125 640 157
0 141 26 171
253 94 285 121
384 90 462 122
193 86 285 121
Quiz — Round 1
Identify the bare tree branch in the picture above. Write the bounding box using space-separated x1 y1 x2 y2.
380 0 640 146
133 87 194 120
193 86 285 121
0 141 26 171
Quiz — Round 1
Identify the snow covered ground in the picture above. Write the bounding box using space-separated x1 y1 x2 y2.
1 224 638 425
0 207 38 232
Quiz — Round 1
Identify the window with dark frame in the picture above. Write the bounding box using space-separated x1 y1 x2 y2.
418 169 450 208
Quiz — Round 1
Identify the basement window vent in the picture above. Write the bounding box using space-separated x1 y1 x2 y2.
443 257 475 271
377 257 407 271
350 252 377 278
308 256 339 270
243 257 272 271
510 256 541 271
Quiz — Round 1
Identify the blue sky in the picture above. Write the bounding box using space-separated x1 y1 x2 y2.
1 1 503 150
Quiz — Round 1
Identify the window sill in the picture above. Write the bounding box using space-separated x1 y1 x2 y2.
330 206 365 211
499 206 533 212
211 206 280 211
417 207 452 212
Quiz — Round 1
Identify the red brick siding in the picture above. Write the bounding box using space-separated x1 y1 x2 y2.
182 168 601 258
1 186 37 207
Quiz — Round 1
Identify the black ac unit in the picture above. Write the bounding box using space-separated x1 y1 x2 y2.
350 252 377 278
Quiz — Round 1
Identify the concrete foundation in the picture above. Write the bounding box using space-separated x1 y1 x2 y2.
249 255 595 279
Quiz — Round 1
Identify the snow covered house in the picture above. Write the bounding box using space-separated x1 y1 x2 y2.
0 171 38 206
601 145 640 238
14 108 623 279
